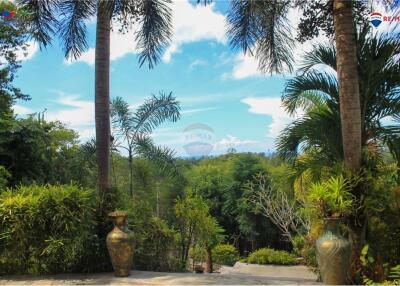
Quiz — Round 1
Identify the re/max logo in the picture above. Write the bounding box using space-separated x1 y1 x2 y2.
370 12 400 28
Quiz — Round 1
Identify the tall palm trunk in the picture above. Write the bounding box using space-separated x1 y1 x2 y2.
95 4 111 194
333 0 364 282
333 0 362 172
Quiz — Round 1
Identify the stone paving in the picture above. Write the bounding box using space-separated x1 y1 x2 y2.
0 262 321 285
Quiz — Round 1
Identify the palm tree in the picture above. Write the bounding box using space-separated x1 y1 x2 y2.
225 0 367 172
19 0 172 194
110 92 180 197
276 27 400 272
276 26 400 171
332 0 362 173
225 1 398 277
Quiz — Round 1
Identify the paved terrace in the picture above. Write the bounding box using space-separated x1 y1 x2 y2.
0 262 321 285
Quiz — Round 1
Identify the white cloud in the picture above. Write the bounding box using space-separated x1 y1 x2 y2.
181 106 217 115
242 97 302 137
13 104 32 115
70 48 95 65
69 0 226 65
46 92 95 140
162 1 226 63
224 52 262 80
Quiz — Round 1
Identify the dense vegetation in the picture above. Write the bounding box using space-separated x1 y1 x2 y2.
0 0 399 284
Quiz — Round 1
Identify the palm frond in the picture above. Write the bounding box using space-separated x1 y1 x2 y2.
358 30 400 126
298 43 336 74
58 0 96 59
132 91 180 135
80 139 97 156
136 0 172 69
283 71 339 115
226 0 294 74
133 134 180 178
17 0 59 47
226 0 258 55
255 1 295 74
111 96 134 138
282 90 326 117
276 105 342 162
293 149 334 182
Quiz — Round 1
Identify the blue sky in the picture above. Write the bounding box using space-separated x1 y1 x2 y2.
10 0 396 157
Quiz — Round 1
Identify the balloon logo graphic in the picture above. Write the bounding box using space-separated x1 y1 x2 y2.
370 12 382 28
183 123 214 157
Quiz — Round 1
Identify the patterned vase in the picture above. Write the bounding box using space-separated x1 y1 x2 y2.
316 218 351 285
106 211 134 277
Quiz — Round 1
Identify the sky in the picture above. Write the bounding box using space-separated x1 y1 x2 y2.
10 0 398 157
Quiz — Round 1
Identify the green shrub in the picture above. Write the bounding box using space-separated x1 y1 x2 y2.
301 237 318 271
306 175 355 218
189 246 207 264
0 166 10 189
212 244 239 266
246 248 298 265
133 216 177 271
292 235 305 257
0 184 98 274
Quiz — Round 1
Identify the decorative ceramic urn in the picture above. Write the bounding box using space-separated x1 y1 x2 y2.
316 218 351 285
106 211 134 277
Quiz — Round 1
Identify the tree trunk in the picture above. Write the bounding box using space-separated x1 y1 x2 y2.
333 1 364 282
128 147 133 197
95 4 111 194
205 246 213 273
333 0 362 172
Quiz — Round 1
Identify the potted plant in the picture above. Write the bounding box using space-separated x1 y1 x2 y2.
306 175 354 284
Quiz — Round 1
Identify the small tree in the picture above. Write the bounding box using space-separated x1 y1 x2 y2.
174 190 224 271
246 173 310 244
197 215 224 273
111 93 180 197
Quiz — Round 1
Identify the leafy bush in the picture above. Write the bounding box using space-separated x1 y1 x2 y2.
0 184 98 274
306 175 355 218
246 248 298 265
189 246 207 264
0 166 10 189
212 244 239 266
292 234 318 271
134 216 177 271
292 235 305 257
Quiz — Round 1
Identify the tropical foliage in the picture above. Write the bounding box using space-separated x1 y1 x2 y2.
245 248 298 265
212 244 239 266
276 26 400 167
111 94 180 196
0 185 97 274
1 0 400 283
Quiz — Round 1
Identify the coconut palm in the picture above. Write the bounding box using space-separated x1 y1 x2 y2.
276 26 400 165
110 92 180 197
18 0 172 194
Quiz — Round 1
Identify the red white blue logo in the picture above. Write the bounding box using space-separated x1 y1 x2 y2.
1 10 15 19
370 12 383 27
